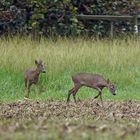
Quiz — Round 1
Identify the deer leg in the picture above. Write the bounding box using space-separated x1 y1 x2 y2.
94 88 104 107
73 94 77 103
94 93 100 99
25 82 32 98
67 84 81 103
24 80 29 98
94 88 102 99
67 87 75 103
94 92 101 99
67 92 71 103
72 85 81 103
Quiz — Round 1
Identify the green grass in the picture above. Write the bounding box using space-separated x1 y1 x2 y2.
0 36 140 102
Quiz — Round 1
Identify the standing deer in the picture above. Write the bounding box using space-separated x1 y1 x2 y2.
24 60 46 98
67 73 116 106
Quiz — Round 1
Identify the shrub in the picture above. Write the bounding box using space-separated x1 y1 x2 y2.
0 0 140 37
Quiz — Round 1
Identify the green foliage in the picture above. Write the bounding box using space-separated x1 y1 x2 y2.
0 0 140 36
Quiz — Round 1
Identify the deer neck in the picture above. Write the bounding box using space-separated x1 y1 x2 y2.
34 68 41 76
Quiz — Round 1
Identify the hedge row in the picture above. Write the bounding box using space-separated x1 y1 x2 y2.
0 0 140 37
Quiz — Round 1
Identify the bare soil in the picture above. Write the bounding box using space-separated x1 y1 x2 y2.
0 99 140 120
0 99 140 140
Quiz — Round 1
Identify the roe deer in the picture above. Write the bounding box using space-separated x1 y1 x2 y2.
67 73 116 106
24 60 46 98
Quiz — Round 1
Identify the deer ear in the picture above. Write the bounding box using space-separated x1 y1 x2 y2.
35 60 38 65
107 79 110 84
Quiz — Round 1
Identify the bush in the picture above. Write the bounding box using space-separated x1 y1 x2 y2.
0 0 140 37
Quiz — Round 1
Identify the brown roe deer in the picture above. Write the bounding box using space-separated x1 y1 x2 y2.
67 73 116 105
24 60 46 98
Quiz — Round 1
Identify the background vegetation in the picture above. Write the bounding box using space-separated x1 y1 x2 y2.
0 0 140 37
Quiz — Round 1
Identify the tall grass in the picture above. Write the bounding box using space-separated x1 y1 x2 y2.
0 36 140 102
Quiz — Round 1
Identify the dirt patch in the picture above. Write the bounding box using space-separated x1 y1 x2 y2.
0 99 140 120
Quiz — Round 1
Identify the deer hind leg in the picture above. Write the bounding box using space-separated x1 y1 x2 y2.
72 85 81 103
67 84 81 103
67 87 75 103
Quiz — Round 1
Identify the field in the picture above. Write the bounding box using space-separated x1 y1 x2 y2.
0 36 140 139
0 100 140 140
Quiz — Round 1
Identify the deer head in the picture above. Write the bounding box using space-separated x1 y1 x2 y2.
107 79 116 95
35 60 46 73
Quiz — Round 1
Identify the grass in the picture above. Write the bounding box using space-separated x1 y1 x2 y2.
0 36 140 102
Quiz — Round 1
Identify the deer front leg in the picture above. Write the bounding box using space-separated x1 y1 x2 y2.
24 80 28 98
94 88 102 99
94 93 100 99
94 88 104 107
25 82 32 98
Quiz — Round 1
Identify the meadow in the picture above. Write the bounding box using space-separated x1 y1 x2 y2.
0 36 140 140
0 36 139 102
